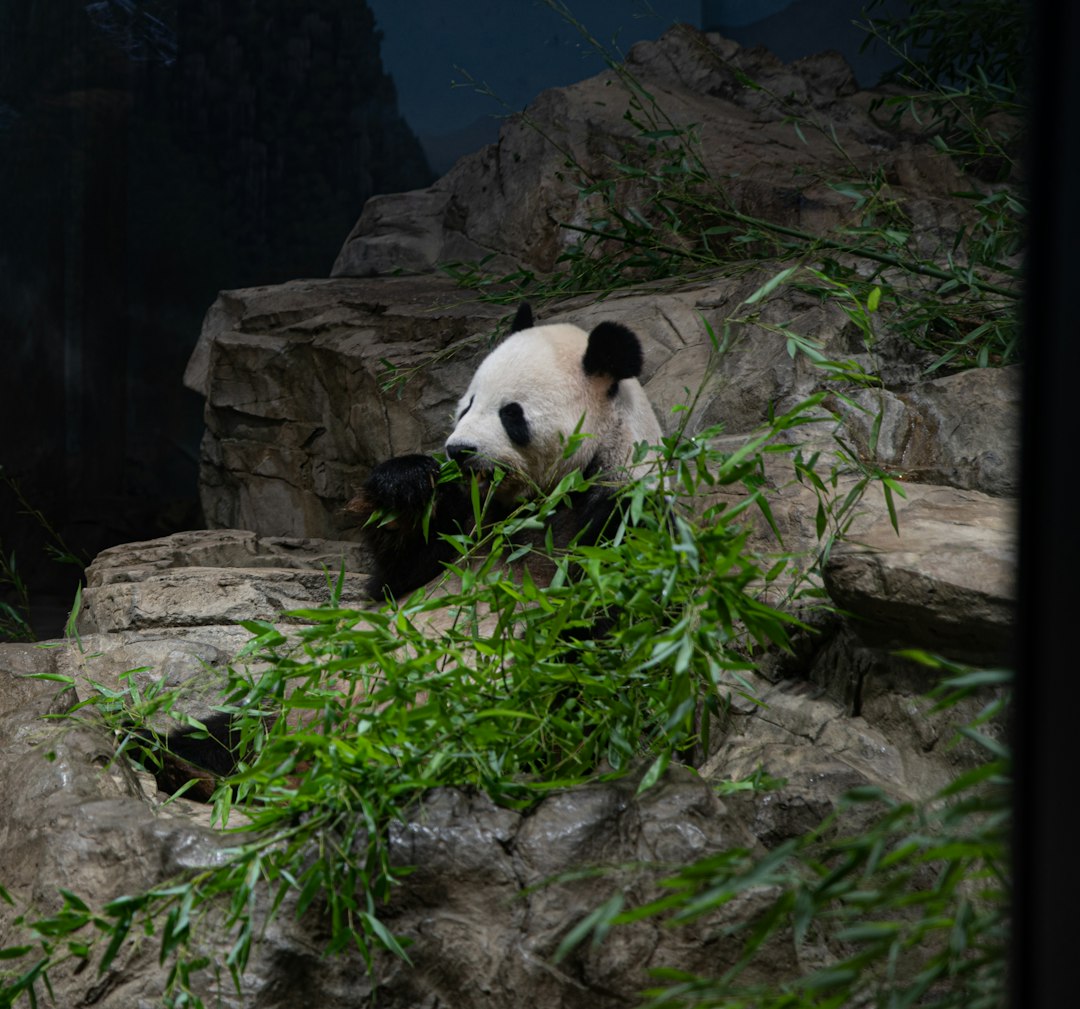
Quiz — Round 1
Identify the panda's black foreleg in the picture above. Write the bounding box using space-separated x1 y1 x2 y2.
346 454 474 599
128 709 242 802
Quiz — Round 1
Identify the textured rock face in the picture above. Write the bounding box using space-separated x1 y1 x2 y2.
840 365 1022 498
1 23 1016 1009
0 488 1011 1006
1 553 996 1007
825 485 1016 665
0 639 780 1009
184 274 1019 543
331 29 964 279
183 275 508 537
82 529 371 634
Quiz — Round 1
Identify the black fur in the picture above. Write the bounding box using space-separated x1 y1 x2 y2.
498 402 531 446
132 710 242 802
582 321 644 382
349 454 478 598
509 302 534 333
355 306 644 600
357 454 624 600
364 453 442 513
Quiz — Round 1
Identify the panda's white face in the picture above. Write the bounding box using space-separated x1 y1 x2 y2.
445 321 661 500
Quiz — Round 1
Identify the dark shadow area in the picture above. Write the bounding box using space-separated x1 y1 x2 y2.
1016 4 1079 1007
702 0 911 86
0 0 432 638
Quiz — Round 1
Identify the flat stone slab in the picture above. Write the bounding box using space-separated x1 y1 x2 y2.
825 483 1015 664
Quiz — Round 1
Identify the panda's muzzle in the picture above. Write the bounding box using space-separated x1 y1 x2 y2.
447 443 517 498
447 442 481 467
447 442 499 476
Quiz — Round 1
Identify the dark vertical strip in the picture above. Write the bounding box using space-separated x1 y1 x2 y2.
1016 2 1080 1007
78 87 129 504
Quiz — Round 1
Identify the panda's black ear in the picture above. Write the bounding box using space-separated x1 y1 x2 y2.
509 303 534 334
583 321 644 381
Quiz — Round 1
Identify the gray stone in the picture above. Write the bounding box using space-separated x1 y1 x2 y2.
80 529 371 635
841 365 1021 497
183 276 508 537
331 27 961 281
0 22 1017 1007
0 492 1009 1006
824 484 1015 665
185 271 1016 546
0 648 782 1009
0 658 232 1007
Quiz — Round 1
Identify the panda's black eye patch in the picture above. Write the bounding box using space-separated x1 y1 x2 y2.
499 402 531 447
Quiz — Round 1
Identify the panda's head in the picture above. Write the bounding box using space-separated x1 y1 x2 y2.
445 304 661 500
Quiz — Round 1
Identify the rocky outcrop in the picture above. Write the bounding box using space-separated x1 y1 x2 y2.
0 511 1006 1006
183 274 1019 542
4 655 765 1009
182 275 509 537
825 484 1015 666
331 29 966 279
840 366 1022 497
181 25 1017 543
1 23 1015 1009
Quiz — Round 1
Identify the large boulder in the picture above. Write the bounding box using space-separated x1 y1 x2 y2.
182 275 509 538
331 27 967 279
824 484 1016 666
1 23 1016 1008
0 508 1007 1006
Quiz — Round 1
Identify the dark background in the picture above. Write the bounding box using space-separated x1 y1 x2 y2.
0 0 902 638
0 0 433 633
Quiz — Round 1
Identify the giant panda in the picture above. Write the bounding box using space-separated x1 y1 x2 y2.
143 304 663 798
348 303 663 600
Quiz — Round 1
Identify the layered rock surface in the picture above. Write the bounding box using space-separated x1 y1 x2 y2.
332 28 967 280
0 516 1006 1006
0 24 1015 1009
184 273 1019 544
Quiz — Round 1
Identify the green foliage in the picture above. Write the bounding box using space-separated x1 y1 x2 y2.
0 471 84 642
436 7 1016 1004
1 379 871 1007
557 659 1011 1009
0 343 1005 1009
0 548 32 643
442 2 1024 373
873 0 1025 89
0 6 1016 1006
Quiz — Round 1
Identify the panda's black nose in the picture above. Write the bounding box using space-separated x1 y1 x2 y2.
447 443 478 464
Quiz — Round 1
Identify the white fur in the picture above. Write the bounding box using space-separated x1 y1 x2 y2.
446 323 661 496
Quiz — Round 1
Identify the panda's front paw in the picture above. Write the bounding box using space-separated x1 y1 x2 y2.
356 454 442 519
